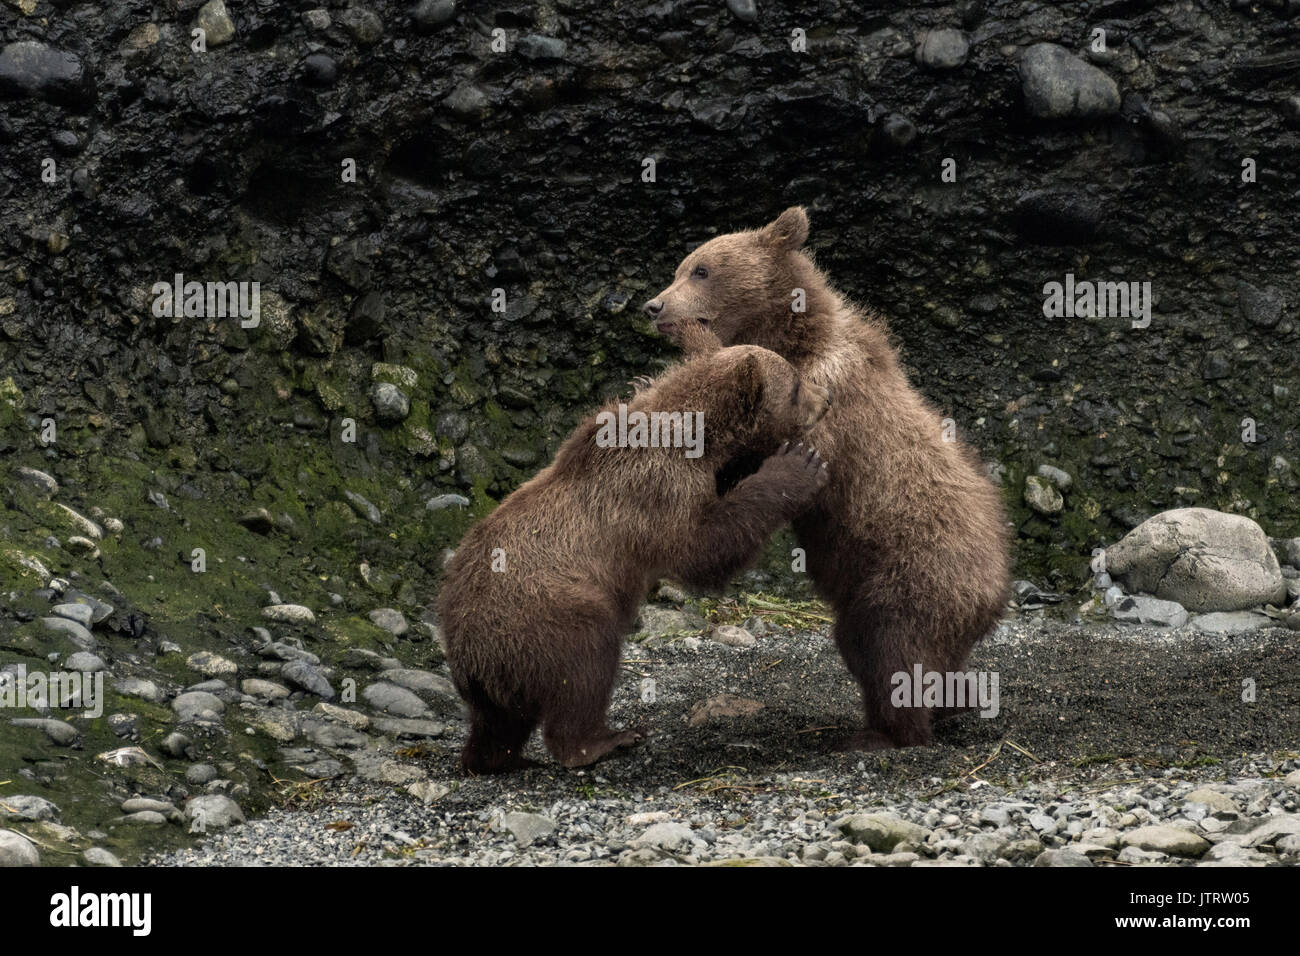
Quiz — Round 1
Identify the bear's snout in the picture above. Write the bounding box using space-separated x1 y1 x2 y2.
644 298 665 318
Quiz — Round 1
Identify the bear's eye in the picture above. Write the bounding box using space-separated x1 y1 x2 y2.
691 265 709 280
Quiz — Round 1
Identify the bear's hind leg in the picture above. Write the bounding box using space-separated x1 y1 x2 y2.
460 681 539 775
831 605 935 750
540 633 645 768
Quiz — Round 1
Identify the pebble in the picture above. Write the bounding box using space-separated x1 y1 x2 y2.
443 84 490 120
725 0 758 23
1023 475 1063 515
9 718 78 745
518 35 567 61
280 660 335 699
369 608 409 636
503 812 556 846
242 679 290 700
13 466 58 496
188 651 238 677
1020 43 1120 119
916 28 969 69
195 0 236 47
363 681 428 717
711 624 756 648
370 382 410 423
171 691 226 722
262 604 316 625
65 652 105 673
1112 595 1189 628
337 7 385 45
83 847 122 866
185 795 245 832
0 830 40 866
427 494 470 510
0 41 95 110
413 0 456 32
1120 825 1210 858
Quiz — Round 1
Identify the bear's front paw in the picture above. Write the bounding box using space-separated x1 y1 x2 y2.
757 442 829 509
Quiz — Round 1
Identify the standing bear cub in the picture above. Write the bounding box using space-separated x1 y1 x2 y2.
439 340 832 773
645 206 1010 750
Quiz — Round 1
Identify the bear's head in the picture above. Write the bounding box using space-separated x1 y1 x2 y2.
693 343 832 457
643 206 816 354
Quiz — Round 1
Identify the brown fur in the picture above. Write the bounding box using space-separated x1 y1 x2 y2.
438 341 832 773
645 207 1011 749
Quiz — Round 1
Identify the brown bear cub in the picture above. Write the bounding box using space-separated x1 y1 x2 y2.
439 337 832 773
645 207 1010 750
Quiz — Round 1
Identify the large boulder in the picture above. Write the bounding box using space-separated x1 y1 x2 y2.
1106 509 1286 612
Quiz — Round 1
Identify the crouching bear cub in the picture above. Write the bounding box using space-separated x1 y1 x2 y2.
645 207 1011 750
439 341 832 773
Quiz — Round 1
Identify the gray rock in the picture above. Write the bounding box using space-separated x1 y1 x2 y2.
1023 475 1063 515
979 805 1010 827
1035 464 1073 492
378 669 460 711
0 41 95 110
637 605 701 639
1120 825 1210 858
427 494 470 511
9 718 78 745
50 600 94 632
370 382 409 423
13 466 58 496
258 642 320 664
262 604 316 624
1242 813 1300 847
171 690 226 722
185 764 218 785
121 798 177 816
363 681 429 717
1106 508 1286 611
1238 281 1284 329
195 0 236 47
1190 611 1273 635
65 652 105 673
63 591 113 623
711 625 756 648
836 813 927 852
1 795 59 821
368 608 409 635
444 83 490 120
280 660 334 699
916 28 969 69
83 847 121 867
518 35 567 61
344 490 382 524
1021 43 1120 119
302 8 331 31
720 0 758 22
634 821 695 852
40 616 95 649
1111 595 1189 628
187 651 238 677
1032 848 1094 867
963 831 1008 862
1185 788 1238 815
0 830 40 866
413 0 456 32
503 811 556 845
241 678 290 700
184 795 245 832
159 732 191 758
337 7 384 45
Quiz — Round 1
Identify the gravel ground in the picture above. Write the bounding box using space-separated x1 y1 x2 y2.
152 615 1300 866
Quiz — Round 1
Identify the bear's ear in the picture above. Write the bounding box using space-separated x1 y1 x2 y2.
762 206 810 252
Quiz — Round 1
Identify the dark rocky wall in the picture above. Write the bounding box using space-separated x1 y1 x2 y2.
2 0 1299 603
